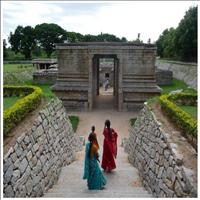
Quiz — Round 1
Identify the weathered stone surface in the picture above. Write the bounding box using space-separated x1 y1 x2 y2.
11 169 20 183
4 158 12 173
32 143 40 153
125 105 196 198
24 135 30 144
19 158 28 174
157 166 164 179
4 185 14 197
25 177 33 196
10 152 18 163
26 151 33 161
15 146 23 157
174 179 184 197
4 164 14 184
164 149 171 160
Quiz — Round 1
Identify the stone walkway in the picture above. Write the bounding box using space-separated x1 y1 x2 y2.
44 109 152 198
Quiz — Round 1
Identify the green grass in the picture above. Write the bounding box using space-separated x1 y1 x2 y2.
24 80 55 101
4 96 22 110
69 116 79 132
147 79 197 106
129 118 137 126
34 84 55 101
4 64 34 73
177 105 197 119
160 79 197 94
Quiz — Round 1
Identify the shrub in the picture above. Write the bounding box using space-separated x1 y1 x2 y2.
3 85 42 136
159 93 197 139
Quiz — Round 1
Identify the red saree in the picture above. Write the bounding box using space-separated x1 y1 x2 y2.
101 128 118 171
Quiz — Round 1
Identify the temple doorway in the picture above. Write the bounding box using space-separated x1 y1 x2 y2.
92 55 119 109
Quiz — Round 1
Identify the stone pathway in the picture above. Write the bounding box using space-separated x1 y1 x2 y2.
44 109 152 198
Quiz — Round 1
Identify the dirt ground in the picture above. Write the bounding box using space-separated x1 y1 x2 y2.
151 103 197 187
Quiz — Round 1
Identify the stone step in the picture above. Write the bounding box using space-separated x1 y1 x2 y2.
43 148 152 198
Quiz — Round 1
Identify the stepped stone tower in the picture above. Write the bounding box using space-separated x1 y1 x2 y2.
52 42 161 111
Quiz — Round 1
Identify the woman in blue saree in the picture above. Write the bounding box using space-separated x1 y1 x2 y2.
83 126 107 190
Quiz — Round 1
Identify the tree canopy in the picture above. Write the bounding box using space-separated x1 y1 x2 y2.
35 23 67 57
9 25 35 59
6 23 128 59
156 6 197 62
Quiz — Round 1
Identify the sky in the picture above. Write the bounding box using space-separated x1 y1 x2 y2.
2 1 198 44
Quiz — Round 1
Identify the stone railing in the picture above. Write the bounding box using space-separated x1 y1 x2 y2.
3 98 83 197
155 59 197 90
124 104 197 197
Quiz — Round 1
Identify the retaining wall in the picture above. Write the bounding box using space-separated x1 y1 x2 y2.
3 98 82 197
125 105 197 197
155 59 197 90
33 71 57 84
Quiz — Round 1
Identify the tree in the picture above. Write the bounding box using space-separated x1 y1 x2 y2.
156 6 197 62
156 28 177 58
35 23 67 57
174 6 197 62
121 37 127 42
9 25 35 59
3 39 8 59
66 31 84 42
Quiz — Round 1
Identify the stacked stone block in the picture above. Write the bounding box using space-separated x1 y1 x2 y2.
33 71 58 84
3 98 82 197
155 69 173 86
125 105 197 197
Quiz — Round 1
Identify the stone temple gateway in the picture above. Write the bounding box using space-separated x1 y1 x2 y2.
52 42 161 111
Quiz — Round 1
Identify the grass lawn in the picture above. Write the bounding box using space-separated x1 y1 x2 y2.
177 105 197 119
24 81 55 101
69 116 79 132
4 64 34 73
161 79 197 94
34 84 55 101
4 96 21 110
147 79 197 106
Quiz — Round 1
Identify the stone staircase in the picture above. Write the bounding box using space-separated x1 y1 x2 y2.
44 147 152 198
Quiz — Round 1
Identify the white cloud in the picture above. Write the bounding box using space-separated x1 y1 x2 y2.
2 1 198 43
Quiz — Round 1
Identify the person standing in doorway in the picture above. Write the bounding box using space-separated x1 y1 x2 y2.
104 78 109 91
101 120 118 172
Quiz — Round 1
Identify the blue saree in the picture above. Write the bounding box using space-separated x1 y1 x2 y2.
83 142 107 190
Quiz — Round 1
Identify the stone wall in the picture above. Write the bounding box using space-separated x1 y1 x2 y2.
53 43 161 111
124 105 197 197
155 69 173 86
156 59 197 90
33 71 58 84
3 98 82 197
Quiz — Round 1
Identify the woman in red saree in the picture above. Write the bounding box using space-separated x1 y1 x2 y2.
101 120 118 172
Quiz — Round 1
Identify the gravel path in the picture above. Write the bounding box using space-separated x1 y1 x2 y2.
44 109 152 198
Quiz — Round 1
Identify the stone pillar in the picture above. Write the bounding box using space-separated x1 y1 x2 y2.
118 56 123 111
88 54 93 110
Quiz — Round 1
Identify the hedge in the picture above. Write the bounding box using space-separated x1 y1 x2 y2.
159 93 197 139
3 85 42 136
168 93 197 106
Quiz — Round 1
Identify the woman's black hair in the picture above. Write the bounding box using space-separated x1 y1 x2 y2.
105 119 112 140
88 131 96 158
91 126 95 133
